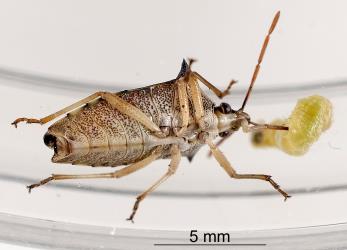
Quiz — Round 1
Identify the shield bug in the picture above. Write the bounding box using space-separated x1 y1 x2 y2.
12 11 291 222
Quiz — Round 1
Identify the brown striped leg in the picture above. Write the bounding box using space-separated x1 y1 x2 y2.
127 144 181 222
206 139 290 200
27 147 162 193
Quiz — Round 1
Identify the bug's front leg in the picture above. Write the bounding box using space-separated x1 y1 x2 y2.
206 139 291 200
192 71 237 99
127 144 181 222
186 58 236 99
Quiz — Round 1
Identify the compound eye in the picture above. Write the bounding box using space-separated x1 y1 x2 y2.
220 103 232 114
218 131 230 137
43 133 56 148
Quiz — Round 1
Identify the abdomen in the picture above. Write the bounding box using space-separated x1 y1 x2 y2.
47 80 215 167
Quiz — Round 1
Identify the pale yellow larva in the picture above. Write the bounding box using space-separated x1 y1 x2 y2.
252 95 333 156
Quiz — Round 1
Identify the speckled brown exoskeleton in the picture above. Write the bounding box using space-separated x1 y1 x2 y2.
12 11 290 222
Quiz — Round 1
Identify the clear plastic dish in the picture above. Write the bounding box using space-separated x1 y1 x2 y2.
0 66 346 249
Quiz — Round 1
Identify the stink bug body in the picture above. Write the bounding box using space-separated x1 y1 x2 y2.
12 11 292 221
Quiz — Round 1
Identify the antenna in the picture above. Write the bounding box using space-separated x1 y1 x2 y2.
240 11 281 111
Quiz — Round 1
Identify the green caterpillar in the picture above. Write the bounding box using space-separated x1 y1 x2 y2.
252 95 333 156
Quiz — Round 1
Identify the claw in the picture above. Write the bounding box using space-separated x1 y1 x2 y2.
26 185 35 193
187 58 197 69
284 195 292 202
126 217 135 223
220 79 238 98
26 176 54 193
26 183 41 193
11 118 41 128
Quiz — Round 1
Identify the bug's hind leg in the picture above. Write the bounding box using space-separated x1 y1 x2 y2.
127 144 181 222
27 147 162 193
206 139 290 200
12 91 163 135
12 92 102 127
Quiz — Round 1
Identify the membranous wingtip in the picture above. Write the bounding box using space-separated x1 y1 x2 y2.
176 59 190 79
182 58 188 65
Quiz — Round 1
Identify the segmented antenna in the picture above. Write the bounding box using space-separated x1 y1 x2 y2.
240 11 280 111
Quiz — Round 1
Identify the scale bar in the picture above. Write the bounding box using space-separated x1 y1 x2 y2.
154 243 266 246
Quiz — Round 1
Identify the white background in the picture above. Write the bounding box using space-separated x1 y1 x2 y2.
0 1 347 249
0 1 346 87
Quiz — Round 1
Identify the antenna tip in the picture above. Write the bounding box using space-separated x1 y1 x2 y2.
275 11 281 21
276 11 281 21
269 10 281 34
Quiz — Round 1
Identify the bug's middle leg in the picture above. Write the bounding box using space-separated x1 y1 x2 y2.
206 139 290 200
185 72 217 131
174 78 189 137
127 144 181 222
27 146 162 192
